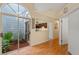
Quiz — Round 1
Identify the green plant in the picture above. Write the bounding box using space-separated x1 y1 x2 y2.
2 32 13 53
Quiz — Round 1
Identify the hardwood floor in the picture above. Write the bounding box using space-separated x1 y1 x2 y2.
6 37 68 55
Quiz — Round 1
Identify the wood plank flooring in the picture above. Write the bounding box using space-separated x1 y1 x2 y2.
5 38 68 55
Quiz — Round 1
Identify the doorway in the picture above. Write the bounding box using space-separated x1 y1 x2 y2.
19 18 30 48
48 22 53 40
59 16 68 45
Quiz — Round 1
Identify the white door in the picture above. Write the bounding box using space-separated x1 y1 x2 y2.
59 16 68 45
48 22 53 40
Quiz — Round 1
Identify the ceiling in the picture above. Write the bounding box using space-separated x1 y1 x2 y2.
34 3 66 18
0 3 66 19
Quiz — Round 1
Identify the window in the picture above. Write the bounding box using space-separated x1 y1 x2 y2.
1 4 31 39
1 4 30 17
1 4 31 53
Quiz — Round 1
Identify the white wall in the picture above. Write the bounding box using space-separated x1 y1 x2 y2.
68 9 79 55
30 30 49 46
30 17 49 46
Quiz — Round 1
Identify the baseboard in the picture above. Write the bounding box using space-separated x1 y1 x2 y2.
68 51 72 55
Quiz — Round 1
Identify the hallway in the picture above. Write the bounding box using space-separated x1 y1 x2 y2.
6 38 68 55
0 3 68 55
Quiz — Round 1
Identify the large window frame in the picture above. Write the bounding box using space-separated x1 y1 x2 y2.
0 3 31 53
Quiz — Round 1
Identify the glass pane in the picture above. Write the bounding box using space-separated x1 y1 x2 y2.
2 4 15 14
18 5 26 15
2 15 18 53
20 11 27 17
8 4 18 13
9 4 26 16
1 4 30 17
